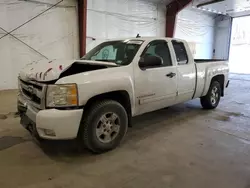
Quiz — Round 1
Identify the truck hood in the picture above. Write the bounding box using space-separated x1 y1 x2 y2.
19 59 117 82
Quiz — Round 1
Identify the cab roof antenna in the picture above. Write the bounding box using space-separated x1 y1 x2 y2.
136 34 141 38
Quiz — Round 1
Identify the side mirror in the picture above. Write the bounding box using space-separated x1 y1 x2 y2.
139 55 162 69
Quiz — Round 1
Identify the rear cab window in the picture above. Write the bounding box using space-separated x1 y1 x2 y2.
172 40 188 65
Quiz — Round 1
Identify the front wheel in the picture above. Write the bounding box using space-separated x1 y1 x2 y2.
200 81 221 109
79 100 128 153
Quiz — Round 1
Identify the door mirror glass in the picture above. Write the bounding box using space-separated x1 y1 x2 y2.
139 55 162 69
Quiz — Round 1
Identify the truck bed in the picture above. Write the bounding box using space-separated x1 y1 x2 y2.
195 59 226 63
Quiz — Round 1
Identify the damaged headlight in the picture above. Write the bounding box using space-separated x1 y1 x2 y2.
46 84 78 108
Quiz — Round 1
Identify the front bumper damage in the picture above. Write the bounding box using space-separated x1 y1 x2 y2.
18 98 40 139
18 94 83 140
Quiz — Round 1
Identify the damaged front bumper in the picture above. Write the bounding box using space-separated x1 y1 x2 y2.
18 94 83 140
18 96 40 138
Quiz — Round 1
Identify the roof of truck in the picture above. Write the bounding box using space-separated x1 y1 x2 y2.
107 37 186 43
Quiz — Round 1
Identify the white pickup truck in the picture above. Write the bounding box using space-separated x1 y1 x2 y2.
18 37 229 153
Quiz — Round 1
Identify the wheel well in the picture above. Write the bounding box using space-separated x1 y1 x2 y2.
84 91 132 126
211 75 225 96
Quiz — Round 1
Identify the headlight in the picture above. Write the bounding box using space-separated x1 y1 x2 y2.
46 84 78 108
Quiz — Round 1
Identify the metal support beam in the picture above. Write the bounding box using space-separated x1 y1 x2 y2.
166 0 192 37
78 0 87 57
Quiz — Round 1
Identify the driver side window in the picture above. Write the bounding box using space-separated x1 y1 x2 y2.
141 41 172 67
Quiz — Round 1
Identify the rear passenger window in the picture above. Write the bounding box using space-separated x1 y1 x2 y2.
172 41 188 65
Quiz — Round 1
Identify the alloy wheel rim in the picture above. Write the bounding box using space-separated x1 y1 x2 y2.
96 112 120 143
211 86 219 105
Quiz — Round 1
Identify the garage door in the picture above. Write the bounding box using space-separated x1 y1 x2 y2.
174 7 215 59
0 0 78 90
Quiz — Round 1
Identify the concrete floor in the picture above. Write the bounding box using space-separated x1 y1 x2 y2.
0 74 250 188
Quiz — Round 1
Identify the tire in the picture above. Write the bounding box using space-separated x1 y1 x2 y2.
80 100 128 153
200 81 221 109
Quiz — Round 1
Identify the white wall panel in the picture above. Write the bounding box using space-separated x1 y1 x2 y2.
0 0 78 90
213 16 232 60
174 8 215 59
86 0 166 52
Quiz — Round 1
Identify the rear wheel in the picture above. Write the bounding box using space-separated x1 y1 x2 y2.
79 100 128 153
200 81 221 109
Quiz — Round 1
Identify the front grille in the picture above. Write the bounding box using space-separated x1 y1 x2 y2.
22 89 41 104
19 79 46 109
20 79 43 90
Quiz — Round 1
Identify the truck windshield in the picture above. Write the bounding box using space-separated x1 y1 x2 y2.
81 40 143 65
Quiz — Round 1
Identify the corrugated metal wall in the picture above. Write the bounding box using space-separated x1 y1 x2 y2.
86 0 166 52
0 0 78 90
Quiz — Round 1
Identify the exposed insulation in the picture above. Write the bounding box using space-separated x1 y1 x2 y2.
0 0 78 90
86 0 166 52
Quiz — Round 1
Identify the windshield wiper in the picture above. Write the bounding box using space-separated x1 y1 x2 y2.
95 59 114 62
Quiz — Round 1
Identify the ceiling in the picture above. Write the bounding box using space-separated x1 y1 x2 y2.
143 0 250 17
142 0 173 4
192 0 250 17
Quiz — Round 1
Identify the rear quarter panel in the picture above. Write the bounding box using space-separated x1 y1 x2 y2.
194 61 229 98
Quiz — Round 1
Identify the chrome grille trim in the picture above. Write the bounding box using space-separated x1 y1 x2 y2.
18 78 47 109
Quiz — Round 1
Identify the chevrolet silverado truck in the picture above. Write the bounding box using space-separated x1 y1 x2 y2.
18 37 229 153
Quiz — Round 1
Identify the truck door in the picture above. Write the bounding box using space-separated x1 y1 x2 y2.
171 40 196 103
134 40 177 115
